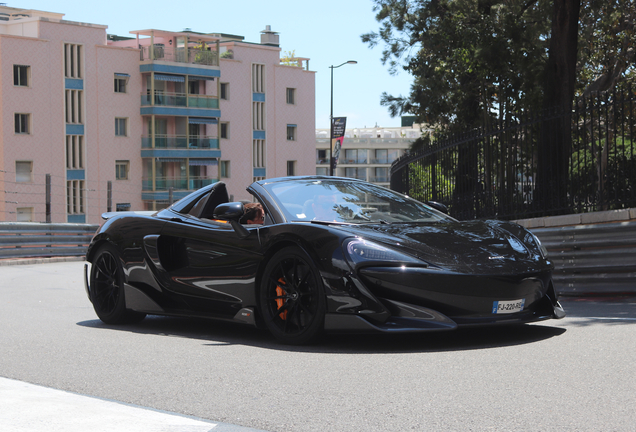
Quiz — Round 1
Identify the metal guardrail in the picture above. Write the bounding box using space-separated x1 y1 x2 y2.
0 222 98 259
531 221 636 296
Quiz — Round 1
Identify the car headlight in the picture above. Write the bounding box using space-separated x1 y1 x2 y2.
343 238 424 269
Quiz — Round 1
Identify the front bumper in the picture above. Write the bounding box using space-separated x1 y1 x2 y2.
323 265 564 333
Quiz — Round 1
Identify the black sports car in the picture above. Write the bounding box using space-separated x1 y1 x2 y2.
84 176 565 344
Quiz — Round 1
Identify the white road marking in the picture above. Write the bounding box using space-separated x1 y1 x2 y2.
0 377 217 432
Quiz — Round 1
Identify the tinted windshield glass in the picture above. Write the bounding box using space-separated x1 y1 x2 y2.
263 179 452 223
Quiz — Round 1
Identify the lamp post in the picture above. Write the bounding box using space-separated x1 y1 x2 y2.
329 60 357 176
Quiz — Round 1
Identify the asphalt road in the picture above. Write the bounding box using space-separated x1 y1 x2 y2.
1 261 635 431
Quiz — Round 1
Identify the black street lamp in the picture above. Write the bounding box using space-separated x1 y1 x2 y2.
329 60 357 176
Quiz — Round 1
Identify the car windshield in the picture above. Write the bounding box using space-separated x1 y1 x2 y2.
263 178 452 224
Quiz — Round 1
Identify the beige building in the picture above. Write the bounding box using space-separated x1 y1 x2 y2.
0 6 315 223
315 124 427 186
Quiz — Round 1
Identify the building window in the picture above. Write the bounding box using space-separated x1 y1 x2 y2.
220 160 230 178
17 207 34 222
316 149 330 164
65 90 83 124
220 82 229 100
13 65 29 87
67 180 85 215
253 102 265 130
287 161 296 176
15 161 33 183
64 43 82 78
116 160 129 180
344 149 367 164
374 149 388 164
253 140 265 168
345 167 367 181
316 167 328 176
14 113 30 134
388 149 399 163
115 118 127 136
188 80 199 95
374 167 389 183
114 73 129 93
286 88 295 104
66 135 84 169
220 122 229 139
252 64 264 93
287 125 297 141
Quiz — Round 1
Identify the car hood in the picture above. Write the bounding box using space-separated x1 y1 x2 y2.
338 220 548 274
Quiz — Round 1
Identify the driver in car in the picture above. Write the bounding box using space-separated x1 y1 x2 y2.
312 194 339 221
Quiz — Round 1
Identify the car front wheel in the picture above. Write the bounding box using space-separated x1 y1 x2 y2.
259 246 325 344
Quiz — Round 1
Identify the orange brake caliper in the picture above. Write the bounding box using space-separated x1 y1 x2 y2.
275 278 288 320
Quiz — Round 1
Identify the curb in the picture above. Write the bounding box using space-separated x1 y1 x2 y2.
0 256 86 267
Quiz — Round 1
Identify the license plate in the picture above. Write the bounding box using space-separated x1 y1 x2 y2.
492 299 525 314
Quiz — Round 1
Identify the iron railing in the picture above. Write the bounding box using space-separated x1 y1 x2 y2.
391 86 636 220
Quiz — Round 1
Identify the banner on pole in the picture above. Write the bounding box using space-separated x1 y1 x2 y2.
331 117 347 173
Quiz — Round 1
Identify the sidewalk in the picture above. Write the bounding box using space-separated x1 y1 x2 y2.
0 377 266 432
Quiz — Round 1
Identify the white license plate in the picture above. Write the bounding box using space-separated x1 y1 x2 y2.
492 299 525 314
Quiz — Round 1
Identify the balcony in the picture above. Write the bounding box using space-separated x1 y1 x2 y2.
140 46 219 66
370 158 397 164
142 135 219 150
340 158 368 165
141 92 219 109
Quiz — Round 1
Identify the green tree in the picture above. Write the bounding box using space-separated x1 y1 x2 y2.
362 0 553 132
365 0 635 216
280 50 298 66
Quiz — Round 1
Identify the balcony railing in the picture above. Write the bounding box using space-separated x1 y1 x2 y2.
369 158 398 164
140 46 219 66
141 92 219 109
188 95 219 109
141 92 186 107
143 176 216 191
142 135 219 149
341 158 368 165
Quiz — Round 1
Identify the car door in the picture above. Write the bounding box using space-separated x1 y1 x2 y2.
151 213 263 318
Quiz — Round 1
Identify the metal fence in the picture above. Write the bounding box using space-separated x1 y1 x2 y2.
391 86 636 221
0 222 98 259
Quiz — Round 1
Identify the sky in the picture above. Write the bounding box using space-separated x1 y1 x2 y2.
11 0 414 129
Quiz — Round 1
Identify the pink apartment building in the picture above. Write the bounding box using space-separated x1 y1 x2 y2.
0 6 315 224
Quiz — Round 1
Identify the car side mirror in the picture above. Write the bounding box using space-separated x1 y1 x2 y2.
213 202 244 220
213 202 251 239
426 201 449 215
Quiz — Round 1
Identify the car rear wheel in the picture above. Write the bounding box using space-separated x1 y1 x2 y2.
259 246 325 344
90 244 146 324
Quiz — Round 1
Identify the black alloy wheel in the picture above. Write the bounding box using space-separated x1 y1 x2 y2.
90 244 145 324
259 246 325 344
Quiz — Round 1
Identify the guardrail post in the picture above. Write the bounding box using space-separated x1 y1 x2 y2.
45 174 51 223
107 181 112 213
